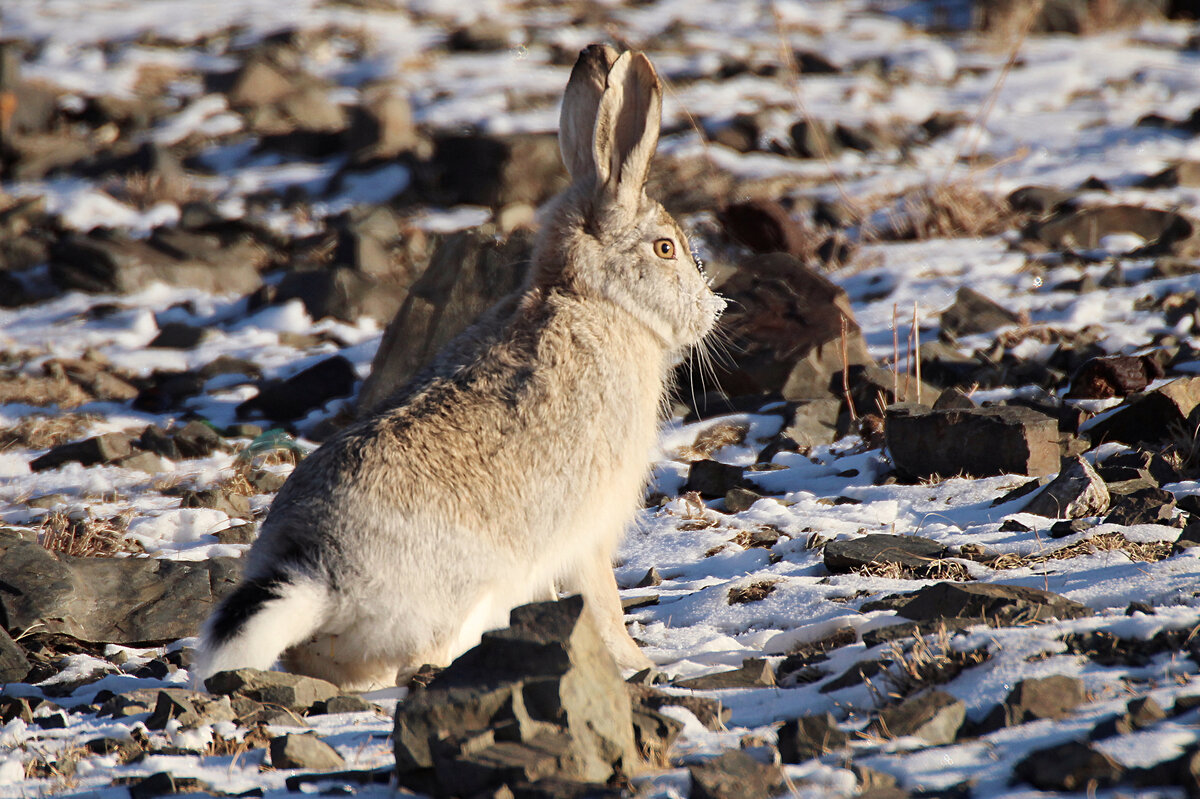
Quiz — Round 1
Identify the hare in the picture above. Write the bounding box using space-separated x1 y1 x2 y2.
193 44 724 691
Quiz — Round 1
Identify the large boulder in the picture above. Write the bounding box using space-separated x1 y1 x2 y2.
392 596 641 797
358 228 533 414
0 531 241 645
886 404 1061 479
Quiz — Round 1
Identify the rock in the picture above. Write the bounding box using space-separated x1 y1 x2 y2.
717 198 811 256
0 628 30 683
674 658 776 690
840 364 939 416
206 668 338 712
1050 518 1092 538
687 749 788 799
138 426 180 460
1066 354 1164 399
1022 455 1110 519
776 712 848 762
0 532 241 645
1096 449 1179 488
313 695 375 714
886 404 1061 479
1093 696 1168 740
868 691 965 745
238 355 357 422
172 420 226 458
1008 185 1075 215
932 387 976 410
978 675 1086 731
179 488 251 518
148 322 208 349
393 596 639 793
29 433 134 471
1139 161 1200 188
1104 486 1176 525
126 772 211 799
626 684 730 730
49 231 266 295
1014 740 1125 792
823 534 949 576
790 118 841 159
1085 377 1200 446
629 702 683 766
1028 205 1200 257
346 90 418 161
425 133 565 209
820 658 891 693
270 734 346 770
146 689 237 730
879 581 1094 625
683 460 751 498
778 398 841 447
447 17 512 51
359 228 533 414
724 487 762 513
939 287 1021 337
689 252 871 402
46 358 139 401
226 55 297 108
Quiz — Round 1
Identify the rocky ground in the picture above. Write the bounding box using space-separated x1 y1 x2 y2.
3 0 1200 797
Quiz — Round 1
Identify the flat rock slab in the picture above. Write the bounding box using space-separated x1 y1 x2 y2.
886 404 1061 479
875 581 1094 626
939 286 1021 337
1085 376 1200 446
980 674 1086 731
205 668 338 713
1023 455 1110 518
688 749 788 799
673 657 776 690
824 534 948 576
0 532 241 645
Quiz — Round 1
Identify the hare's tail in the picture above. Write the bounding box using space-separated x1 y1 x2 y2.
192 574 329 685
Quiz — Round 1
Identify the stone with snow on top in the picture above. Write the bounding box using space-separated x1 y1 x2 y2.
1022 455 1110 519
885 403 1060 479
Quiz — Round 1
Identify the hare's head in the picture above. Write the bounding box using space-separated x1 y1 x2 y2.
533 45 724 355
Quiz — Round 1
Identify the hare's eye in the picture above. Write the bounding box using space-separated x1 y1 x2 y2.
653 238 676 259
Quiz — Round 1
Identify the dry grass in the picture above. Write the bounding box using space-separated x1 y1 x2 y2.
988 532 1174 571
849 558 971 581
868 182 1018 241
0 414 98 452
728 580 779 605
23 744 90 790
205 727 272 758
105 172 212 211
214 472 256 497
677 423 749 462
38 510 137 558
876 628 991 702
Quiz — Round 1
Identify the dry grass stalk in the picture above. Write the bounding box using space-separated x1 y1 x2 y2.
878 628 990 702
728 579 779 605
215 472 256 497
841 316 858 421
988 532 1173 571
0 413 98 452
677 422 749 462
38 510 136 558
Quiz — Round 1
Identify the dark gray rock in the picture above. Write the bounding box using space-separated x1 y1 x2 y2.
684 252 871 402
126 771 211 799
1022 455 1110 519
880 581 1093 626
626 684 730 730
1007 185 1075 215
205 668 338 712
1091 695 1167 740
868 691 965 745
979 675 1086 731
29 433 133 471
939 287 1021 337
270 734 346 770
149 322 208 349
688 749 787 799
1014 740 1124 792
790 119 842 159
724 487 762 513
238 355 357 422
179 488 251 518
425 132 565 208
779 397 841 447
1028 205 1200 257
777 712 848 762
393 596 639 793
172 420 226 459
1097 449 1179 488
1066 354 1163 399
673 658 776 690
138 426 180 460
1104 486 1176 525
49 231 265 295
824 534 949 576
313 695 375 715
359 228 533 414
1050 519 1092 538
146 689 237 730
0 628 30 683
886 404 1061 479
0 532 241 645
717 198 811 256
629 702 683 767
683 460 751 498
345 90 418 161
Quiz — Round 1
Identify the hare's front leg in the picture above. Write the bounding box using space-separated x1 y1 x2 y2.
566 549 653 671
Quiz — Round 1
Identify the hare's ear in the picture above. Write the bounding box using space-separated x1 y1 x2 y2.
559 44 620 182
593 51 662 206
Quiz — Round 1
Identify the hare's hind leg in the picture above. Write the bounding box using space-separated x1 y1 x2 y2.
567 550 653 671
193 575 329 685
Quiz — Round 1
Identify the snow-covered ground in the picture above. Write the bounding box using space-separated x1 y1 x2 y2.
2 0 1200 796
